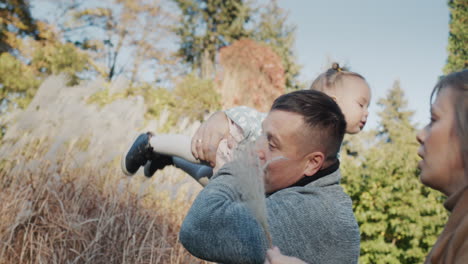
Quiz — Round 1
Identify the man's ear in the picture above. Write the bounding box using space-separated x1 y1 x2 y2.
303 151 325 177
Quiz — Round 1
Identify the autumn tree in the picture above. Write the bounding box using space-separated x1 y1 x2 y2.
0 2 90 114
56 0 175 82
0 0 40 54
444 0 468 74
216 38 285 111
341 81 447 263
173 0 301 90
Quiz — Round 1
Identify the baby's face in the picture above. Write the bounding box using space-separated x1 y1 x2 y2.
335 77 371 134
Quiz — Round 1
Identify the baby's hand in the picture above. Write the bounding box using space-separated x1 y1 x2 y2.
191 111 229 167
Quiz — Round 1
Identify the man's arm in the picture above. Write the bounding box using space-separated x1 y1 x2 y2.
179 164 269 264
180 165 360 264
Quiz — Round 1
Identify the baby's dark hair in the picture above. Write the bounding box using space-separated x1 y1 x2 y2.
271 89 346 161
310 63 366 92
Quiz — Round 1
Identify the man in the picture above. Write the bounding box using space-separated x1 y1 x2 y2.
179 90 360 264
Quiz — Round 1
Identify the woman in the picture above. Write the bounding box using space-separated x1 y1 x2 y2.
417 69 468 263
265 69 468 264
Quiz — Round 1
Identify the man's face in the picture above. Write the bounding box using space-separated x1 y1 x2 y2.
256 110 313 193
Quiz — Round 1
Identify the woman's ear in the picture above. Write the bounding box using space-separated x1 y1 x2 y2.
303 152 325 176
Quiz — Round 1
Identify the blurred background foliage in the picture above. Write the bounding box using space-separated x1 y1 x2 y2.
0 0 467 263
340 81 448 263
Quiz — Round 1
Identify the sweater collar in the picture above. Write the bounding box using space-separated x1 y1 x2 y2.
289 160 340 188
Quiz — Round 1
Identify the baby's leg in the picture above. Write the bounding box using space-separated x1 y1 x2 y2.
150 135 215 185
122 133 198 176
149 134 198 163
172 157 212 186
122 132 214 185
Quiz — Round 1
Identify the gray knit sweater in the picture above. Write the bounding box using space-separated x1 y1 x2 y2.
179 163 360 264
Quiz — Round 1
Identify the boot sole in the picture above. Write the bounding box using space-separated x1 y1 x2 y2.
121 133 146 176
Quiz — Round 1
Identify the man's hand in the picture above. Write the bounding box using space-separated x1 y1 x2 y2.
191 111 229 167
265 247 308 264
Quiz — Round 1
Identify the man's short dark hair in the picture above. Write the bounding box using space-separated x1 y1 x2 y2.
271 90 346 160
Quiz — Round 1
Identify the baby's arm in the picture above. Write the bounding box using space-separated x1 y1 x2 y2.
149 107 267 167
191 107 267 166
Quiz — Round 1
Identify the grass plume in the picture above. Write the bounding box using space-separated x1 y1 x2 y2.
231 144 272 248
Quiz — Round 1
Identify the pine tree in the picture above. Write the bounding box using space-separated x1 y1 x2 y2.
443 0 468 74
173 0 302 89
173 0 251 78
341 81 448 263
252 0 302 91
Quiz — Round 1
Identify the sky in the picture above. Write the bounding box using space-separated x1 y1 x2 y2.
276 0 450 130
30 0 450 130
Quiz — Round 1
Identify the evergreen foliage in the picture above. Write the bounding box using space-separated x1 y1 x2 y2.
444 0 468 74
173 0 251 78
253 0 302 91
172 0 302 90
341 81 448 263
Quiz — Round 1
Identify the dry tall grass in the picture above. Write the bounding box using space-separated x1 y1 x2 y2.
0 148 211 264
0 76 212 264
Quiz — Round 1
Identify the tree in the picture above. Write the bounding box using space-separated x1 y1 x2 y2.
0 53 40 110
0 5 91 114
341 81 448 263
0 0 39 54
216 38 285 112
173 0 251 78
0 0 40 111
58 0 175 82
87 73 221 132
444 0 468 74
173 0 302 89
252 0 302 91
